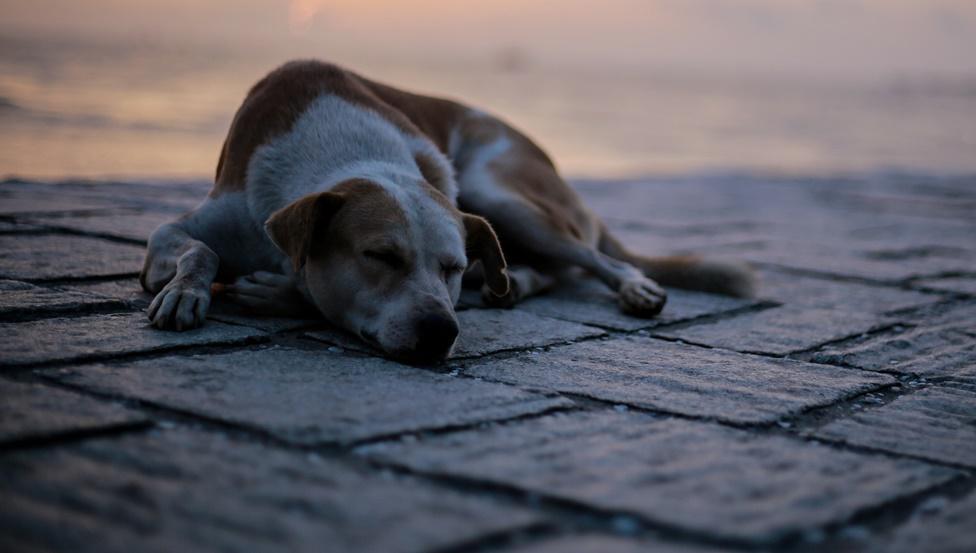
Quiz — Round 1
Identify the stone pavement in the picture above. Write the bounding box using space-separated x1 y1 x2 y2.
1 174 975 553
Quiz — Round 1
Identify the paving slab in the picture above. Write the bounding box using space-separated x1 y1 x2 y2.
0 234 145 281
506 534 726 553
360 411 957 543
463 336 894 424
1 312 265 368
60 278 154 308
0 279 125 319
0 379 146 445
758 270 940 314
813 383 976 468
707 240 973 283
0 184 136 216
26 211 175 243
305 308 606 359
873 490 976 553
518 278 756 331
0 428 540 553
810 303 976 378
914 276 976 296
453 309 605 357
41 345 573 445
655 304 890 356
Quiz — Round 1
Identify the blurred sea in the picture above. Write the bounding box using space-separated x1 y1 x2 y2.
2 33 975 180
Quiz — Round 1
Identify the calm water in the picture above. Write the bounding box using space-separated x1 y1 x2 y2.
2 34 975 180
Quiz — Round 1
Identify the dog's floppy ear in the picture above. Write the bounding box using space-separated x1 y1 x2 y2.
463 213 509 296
265 191 345 271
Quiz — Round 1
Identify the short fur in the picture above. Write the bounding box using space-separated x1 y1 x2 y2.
142 60 754 361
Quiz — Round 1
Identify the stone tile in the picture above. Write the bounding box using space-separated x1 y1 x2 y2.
0 428 540 553
655 305 890 355
813 383 976 467
506 534 724 553
463 336 894 424
207 302 321 334
42 345 573 445
0 234 145 281
758 270 940 315
61 278 154 309
0 380 145 445
810 303 976 378
519 277 755 331
453 309 605 357
0 312 265 368
27 211 175 243
0 184 135 216
304 308 606 359
0 279 125 319
875 491 976 553
710 240 974 283
915 276 976 296
361 411 957 543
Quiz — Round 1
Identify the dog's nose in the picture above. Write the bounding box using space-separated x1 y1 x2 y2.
412 314 459 362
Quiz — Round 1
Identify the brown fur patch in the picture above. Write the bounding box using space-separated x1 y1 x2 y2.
213 60 467 198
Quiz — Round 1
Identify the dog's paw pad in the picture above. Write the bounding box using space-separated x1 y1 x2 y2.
618 278 667 317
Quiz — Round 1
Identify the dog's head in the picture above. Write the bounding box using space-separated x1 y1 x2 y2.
265 178 508 363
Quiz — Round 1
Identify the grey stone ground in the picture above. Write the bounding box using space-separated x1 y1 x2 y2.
1 174 974 553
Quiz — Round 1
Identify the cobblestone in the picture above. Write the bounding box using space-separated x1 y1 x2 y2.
463 336 893 424
0 234 146 281
361 411 958 543
0 312 265 367
655 304 890 355
0 380 145 445
813 382 976 467
41 345 573 445
0 428 540 553
2 175 974 551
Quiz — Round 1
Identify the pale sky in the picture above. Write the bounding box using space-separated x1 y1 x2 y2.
3 0 976 80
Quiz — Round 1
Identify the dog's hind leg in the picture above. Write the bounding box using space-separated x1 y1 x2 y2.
141 222 219 330
458 157 667 317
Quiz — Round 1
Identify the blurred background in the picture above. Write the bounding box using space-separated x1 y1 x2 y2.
1 0 975 180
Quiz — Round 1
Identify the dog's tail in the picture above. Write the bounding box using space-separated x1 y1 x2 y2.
598 224 756 298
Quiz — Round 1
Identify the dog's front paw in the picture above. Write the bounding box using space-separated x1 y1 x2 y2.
148 279 211 331
618 278 667 317
225 271 307 316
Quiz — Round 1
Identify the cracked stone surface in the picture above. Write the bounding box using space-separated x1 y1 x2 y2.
2 175 975 551
0 312 265 367
463 336 893 424
26 211 175 243
811 302 976 378
0 234 146 281
813 383 976 467
757 269 941 314
41 345 573 445
361 411 958 543
518 277 756 331
0 279 124 318
873 490 976 553
506 534 726 553
0 428 540 553
0 380 145 444
655 304 890 355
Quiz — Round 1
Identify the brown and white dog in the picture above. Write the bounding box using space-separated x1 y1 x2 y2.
142 60 754 363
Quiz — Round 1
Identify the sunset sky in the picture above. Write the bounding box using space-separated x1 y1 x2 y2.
3 0 975 81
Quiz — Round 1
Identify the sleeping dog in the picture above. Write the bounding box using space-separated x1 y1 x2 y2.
142 60 754 363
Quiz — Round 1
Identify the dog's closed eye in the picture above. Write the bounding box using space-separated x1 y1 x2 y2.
363 249 405 269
